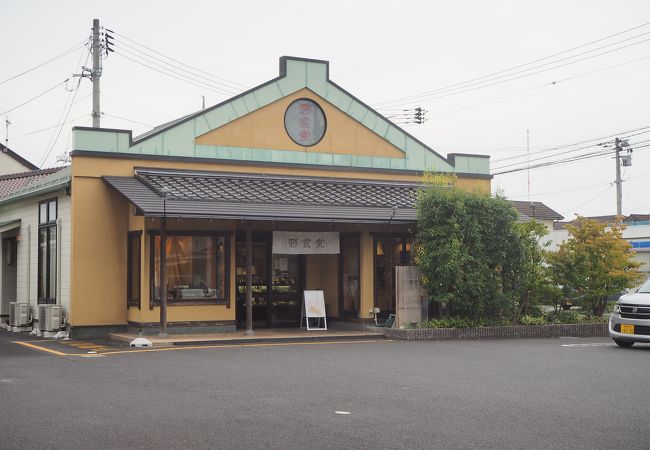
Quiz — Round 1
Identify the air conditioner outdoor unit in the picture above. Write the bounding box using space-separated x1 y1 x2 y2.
9 302 30 327
38 305 62 332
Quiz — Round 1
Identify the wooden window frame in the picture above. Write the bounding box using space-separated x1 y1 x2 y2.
127 231 142 309
148 231 230 308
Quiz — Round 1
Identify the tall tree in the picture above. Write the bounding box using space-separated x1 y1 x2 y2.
415 178 518 319
548 217 641 316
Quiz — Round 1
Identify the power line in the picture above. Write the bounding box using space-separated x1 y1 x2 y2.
108 28 249 90
114 51 240 97
423 56 650 121
112 37 242 95
560 184 614 216
38 44 91 167
491 126 650 164
10 113 88 140
0 79 69 116
492 142 650 176
375 21 650 107
0 40 88 86
378 34 650 108
102 112 154 128
341 0 595 76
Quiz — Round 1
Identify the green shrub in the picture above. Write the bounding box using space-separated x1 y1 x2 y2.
520 315 547 325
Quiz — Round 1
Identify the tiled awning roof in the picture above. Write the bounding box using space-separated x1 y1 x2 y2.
104 169 421 224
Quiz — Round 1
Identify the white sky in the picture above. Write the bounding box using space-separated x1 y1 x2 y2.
2 0 650 218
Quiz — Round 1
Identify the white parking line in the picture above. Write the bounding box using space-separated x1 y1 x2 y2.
561 343 613 347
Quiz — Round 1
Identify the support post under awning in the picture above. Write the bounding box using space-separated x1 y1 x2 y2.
245 225 254 336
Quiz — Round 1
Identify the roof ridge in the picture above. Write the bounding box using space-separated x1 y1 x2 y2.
0 167 61 181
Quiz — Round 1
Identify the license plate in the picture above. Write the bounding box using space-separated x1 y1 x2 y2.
621 324 634 334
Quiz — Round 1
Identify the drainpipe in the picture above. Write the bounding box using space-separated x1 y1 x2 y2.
57 217 62 306
26 224 31 305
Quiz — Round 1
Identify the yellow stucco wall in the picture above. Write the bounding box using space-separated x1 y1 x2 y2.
196 88 406 159
70 149 488 327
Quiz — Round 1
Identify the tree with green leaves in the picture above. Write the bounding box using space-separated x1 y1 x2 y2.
414 178 519 319
503 220 559 324
548 217 641 316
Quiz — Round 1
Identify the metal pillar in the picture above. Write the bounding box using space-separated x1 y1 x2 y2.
159 195 168 337
245 226 254 336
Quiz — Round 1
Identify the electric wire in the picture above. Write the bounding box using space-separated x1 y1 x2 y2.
377 34 650 108
491 126 650 164
102 112 154 128
375 21 650 107
0 40 88 86
114 52 238 97
0 80 70 116
10 113 89 140
492 142 650 176
493 138 650 173
341 0 595 76
112 37 242 95
108 28 248 90
424 57 650 121
38 44 91 167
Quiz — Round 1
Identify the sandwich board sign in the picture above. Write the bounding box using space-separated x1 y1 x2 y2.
301 290 327 331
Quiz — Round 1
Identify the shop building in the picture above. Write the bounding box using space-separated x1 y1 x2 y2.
1 57 490 336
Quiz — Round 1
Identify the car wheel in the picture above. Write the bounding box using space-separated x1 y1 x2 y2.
613 339 634 348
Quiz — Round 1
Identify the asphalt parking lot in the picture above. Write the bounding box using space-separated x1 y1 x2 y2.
1 331 648 449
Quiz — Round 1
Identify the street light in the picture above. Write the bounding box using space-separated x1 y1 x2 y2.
159 186 170 338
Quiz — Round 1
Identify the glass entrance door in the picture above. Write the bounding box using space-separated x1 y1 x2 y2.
236 240 269 327
374 237 413 320
270 254 303 326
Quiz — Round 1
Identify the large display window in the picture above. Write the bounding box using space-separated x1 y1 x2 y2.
150 233 228 306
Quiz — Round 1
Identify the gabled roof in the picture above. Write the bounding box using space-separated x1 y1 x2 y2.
511 201 563 221
0 168 62 198
104 168 420 223
72 57 490 177
0 143 38 171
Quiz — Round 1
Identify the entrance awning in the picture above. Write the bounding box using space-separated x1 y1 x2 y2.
0 219 21 234
104 168 419 224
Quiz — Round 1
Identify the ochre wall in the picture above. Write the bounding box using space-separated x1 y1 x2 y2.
70 153 488 327
196 88 405 159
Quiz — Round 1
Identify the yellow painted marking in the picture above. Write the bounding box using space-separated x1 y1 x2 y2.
97 339 393 355
14 338 391 358
13 341 69 356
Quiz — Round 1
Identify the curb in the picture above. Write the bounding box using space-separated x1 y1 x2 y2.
368 323 608 341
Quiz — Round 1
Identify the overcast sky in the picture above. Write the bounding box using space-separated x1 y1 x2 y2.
2 0 650 219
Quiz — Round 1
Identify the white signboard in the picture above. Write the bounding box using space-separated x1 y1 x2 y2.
301 290 327 331
272 231 339 254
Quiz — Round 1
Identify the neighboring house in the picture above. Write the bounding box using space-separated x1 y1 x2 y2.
548 214 650 281
0 56 492 337
511 200 564 232
0 144 38 175
0 167 70 324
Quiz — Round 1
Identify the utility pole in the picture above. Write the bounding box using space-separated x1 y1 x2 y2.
91 18 101 127
614 137 632 217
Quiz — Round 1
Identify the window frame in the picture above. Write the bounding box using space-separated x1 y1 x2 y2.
148 230 230 308
127 231 142 309
37 198 58 305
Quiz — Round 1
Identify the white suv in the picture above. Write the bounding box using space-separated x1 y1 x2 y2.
609 278 650 348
